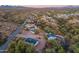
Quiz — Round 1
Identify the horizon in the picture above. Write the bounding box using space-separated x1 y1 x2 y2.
0 5 78 8
0 5 67 8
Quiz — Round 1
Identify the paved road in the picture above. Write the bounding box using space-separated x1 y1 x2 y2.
0 20 27 53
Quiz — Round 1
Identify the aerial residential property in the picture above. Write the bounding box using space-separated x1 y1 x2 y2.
0 5 79 53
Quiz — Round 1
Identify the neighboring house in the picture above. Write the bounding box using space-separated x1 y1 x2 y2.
47 34 57 40
24 24 38 33
26 19 34 24
55 35 64 40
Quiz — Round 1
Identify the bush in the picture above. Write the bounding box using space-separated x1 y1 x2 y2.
7 38 35 53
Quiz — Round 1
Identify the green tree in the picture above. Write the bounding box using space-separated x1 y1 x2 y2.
7 38 35 53
69 42 79 53
7 41 16 53
45 40 64 53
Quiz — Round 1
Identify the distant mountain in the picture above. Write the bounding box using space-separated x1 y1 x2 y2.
0 5 16 8
0 5 26 9
0 5 79 11
1 5 79 9
61 6 79 9
41 5 79 10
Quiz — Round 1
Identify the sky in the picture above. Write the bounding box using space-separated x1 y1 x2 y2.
0 0 79 7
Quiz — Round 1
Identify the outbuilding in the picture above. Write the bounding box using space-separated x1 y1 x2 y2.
47 34 57 40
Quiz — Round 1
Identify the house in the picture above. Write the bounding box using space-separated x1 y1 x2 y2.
26 19 34 24
24 38 39 46
24 24 38 33
55 35 64 40
47 34 57 40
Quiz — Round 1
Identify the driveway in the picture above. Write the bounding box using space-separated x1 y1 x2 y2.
0 20 27 53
